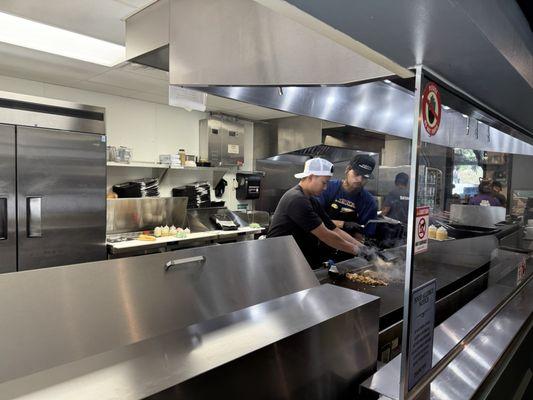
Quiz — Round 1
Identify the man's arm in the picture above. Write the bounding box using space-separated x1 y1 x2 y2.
334 226 362 246
310 223 360 255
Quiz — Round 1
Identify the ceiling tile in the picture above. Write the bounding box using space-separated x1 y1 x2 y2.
0 42 107 83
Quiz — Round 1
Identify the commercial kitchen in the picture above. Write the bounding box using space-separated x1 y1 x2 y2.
0 1 531 400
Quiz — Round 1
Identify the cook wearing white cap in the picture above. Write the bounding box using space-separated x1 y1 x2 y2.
267 157 367 268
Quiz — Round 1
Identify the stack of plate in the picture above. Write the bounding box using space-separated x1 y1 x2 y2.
112 178 160 198
172 181 211 208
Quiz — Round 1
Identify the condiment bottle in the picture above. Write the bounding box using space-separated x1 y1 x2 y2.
436 226 448 240
178 149 186 167
428 224 437 239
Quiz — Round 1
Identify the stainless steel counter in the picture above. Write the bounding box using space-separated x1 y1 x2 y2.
0 237 381 399
0 284 379 400
361 275 533 399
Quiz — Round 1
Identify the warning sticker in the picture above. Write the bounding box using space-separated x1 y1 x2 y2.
415 206 430 254
227 144 240 154
422 82 442 136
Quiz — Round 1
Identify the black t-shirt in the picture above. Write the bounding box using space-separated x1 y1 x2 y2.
267 185 336 268
383 187 410 224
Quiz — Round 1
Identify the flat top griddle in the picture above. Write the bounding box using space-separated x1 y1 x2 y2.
319 235 524 330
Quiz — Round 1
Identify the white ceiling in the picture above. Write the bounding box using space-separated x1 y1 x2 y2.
0 0 292 120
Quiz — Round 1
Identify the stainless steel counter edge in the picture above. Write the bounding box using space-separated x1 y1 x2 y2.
361 277 533 399
0 284 379 400
107 227 264 254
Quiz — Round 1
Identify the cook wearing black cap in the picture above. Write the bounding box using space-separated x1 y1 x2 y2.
316 154 378 239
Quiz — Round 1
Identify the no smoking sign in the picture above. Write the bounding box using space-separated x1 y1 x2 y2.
415 206 430 254
422 82 442 136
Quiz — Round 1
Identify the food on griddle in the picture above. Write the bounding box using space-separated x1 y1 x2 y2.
346 270 389 286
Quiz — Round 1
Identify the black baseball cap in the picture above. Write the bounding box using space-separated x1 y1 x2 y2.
349 154 376 179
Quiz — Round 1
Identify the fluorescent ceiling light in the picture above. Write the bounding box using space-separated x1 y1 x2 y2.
384 79 392 84
0 12 125 66
442 105 450 110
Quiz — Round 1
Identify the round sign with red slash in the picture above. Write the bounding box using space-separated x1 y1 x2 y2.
422 82 442 136
417 218 426 240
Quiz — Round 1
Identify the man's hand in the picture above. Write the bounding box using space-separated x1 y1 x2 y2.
311 224 359 256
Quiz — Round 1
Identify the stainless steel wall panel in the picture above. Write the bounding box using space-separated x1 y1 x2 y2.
0 124 16 273
16 127 107 270
106 197 188 234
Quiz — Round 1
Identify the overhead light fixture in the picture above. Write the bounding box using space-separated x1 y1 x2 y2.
384 79 392 84
0 12 125 66
462 114 469 118
442 105 450 110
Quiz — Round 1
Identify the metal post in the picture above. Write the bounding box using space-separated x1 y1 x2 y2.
399 65 423 400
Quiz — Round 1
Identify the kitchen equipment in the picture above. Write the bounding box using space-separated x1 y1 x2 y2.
236 172 262 200
199 117 244 166
0 92 107 273
107 146 117 162
438 224 498 239
449 204 506 228
210 213 239 230
116 146 132 163
328 257 373 275
159 154 181 166
256 145 378 213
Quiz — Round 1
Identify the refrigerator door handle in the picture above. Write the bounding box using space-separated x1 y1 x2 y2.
27 197 42 238
0 198 6 240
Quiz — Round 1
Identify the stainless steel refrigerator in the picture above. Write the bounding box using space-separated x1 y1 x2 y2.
0 92 107 273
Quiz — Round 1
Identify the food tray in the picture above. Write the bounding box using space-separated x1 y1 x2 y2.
429 236 456 241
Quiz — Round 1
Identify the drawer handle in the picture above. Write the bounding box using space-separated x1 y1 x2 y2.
165 255 205 271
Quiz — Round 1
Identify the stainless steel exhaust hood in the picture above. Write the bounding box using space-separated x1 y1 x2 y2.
125 0 404 85
125 0 533 156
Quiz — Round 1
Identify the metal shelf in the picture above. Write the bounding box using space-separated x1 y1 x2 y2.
107 161 228 173
107 162 229 186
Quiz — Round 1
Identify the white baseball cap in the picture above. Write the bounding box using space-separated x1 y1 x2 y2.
294 157 334 179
